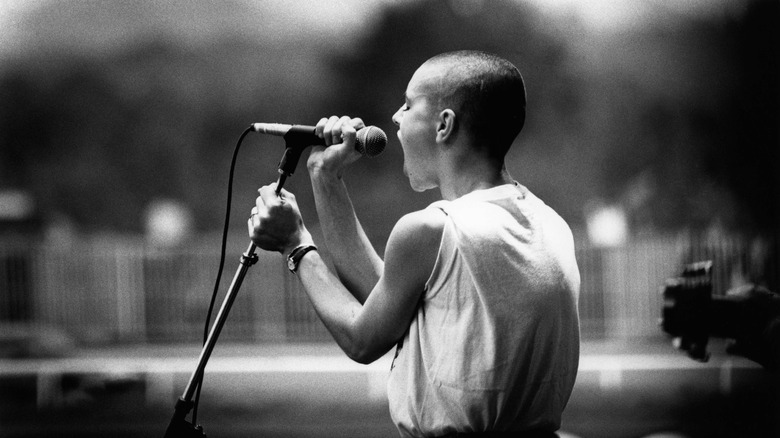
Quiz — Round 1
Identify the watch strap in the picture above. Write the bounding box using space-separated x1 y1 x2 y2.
287 244 317 273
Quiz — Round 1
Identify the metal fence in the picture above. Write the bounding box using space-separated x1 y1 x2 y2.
1 232 777 345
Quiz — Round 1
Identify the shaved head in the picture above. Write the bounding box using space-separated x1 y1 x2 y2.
419 51 526 157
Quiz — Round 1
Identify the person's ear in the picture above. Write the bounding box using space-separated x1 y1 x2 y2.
436 109 456 143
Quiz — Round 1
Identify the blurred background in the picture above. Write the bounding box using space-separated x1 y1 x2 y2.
0 0 778 437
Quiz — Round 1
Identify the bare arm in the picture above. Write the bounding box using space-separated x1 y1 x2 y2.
307 116 383 303
296 208 444 363
248 184 444 364
308 169 382 303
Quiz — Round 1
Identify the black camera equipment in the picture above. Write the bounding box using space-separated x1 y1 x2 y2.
660 260 780 371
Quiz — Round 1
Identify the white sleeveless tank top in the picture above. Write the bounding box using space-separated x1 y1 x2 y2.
387 183 580 437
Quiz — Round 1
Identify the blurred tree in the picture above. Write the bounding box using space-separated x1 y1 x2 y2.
0 33 333 233
579 0 778 234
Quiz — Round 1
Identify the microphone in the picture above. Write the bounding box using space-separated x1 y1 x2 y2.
251 123 387 158
252 122 387 189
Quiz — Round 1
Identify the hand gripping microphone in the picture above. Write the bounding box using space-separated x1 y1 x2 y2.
252 123 387 158
252 123 387 186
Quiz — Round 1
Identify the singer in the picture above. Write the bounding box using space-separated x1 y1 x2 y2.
248 51 580 438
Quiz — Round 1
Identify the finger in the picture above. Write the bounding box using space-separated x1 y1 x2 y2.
323 115 340 146
248 205 260 231
277 186 294 199
314 117 329 139
254 196 266 219
351 117 365 130
259 184 296 207
274 187 296 206
332 115 351 145
258 184 280 207
248 211 260 228
341 122 356 147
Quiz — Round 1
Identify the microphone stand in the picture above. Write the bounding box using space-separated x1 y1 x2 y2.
163 241 259 438
163 136 304 437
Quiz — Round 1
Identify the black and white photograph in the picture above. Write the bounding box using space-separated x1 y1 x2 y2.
0 1 777 437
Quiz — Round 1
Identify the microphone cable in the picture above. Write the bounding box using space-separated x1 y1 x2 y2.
192 125 254 426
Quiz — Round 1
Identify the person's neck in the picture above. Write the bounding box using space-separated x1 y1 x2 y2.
438 159 513 201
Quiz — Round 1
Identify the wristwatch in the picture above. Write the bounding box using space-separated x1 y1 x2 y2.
287 244 317 273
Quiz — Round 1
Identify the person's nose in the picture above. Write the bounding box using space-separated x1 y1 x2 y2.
392 106 403 126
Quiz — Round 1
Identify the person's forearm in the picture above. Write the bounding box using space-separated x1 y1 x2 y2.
309 168 383 303
296 249 382 363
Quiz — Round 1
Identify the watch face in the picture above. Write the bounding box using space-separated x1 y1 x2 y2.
287 257 296 271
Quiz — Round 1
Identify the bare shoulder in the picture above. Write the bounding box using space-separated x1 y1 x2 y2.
382 208 445 287
390 208 446 247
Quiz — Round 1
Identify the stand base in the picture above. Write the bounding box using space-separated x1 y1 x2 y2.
165 420 205 438
164 398 207 438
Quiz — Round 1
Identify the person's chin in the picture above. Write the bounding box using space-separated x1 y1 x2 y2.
408 177 436 193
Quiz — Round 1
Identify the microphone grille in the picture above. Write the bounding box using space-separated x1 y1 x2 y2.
356 126 387 157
